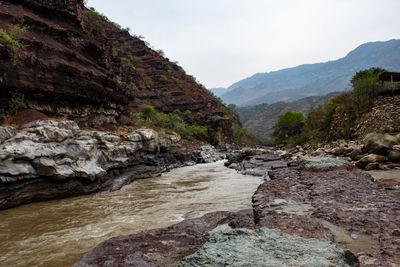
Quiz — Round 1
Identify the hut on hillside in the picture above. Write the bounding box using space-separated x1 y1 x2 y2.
378 72 400 95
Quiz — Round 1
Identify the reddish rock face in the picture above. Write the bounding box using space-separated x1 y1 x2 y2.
254 166 400 266
0 0 237 144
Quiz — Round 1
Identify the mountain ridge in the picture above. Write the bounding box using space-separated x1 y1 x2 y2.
218 39 400 106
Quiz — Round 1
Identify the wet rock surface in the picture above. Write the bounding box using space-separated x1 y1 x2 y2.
225 149 286 179
0 120 224 210
178 225 351 267
72 210 253 267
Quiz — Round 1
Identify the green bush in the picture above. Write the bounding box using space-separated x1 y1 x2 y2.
160 75 168 83
0 24 28 66
351 67 385 114
144 75 153 89
132 105 210 141
7 90 27 115
181 124 208 139
286 134 307 148
127 82 138 95
121 55 142 70
294 67 386 144
186 74 196 81
272 112 304 144
122 125 133 132
139 104 156 121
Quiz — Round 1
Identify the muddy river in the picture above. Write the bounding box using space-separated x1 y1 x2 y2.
0 161 263 267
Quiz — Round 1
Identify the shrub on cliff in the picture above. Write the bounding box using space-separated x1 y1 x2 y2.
0 24 28 66
134 105 211 141
139 104 157 121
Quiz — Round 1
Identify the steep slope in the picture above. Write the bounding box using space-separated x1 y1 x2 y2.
0 0 237 144
237 92 339 137
220 39 400 105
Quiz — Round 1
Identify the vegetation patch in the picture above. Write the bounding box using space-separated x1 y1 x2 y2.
272 67 386 147
131 104 209 141
232 123 270 146
0 24 29 66
1 90 27 121
127 82 139 95
160 75 168 83
83 7 129 34
144 76 153 89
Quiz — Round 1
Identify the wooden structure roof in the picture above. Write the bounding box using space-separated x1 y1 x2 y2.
379 72 400 82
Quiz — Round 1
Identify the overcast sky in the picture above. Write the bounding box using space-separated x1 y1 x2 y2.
87 0 400 88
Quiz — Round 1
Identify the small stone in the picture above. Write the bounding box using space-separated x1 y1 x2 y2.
365 162 380 170
348 148 362 161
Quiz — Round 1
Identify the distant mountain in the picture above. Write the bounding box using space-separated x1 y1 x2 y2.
209 87 229 97
220 39 400 106
235 92 340 137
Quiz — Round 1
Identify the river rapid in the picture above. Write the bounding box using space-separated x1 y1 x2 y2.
0 161 263 267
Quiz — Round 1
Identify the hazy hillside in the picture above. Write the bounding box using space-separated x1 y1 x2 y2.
219 39 400 106
209 87 228 97
236 92 340 136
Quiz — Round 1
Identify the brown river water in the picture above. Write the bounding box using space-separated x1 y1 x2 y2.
0 161 263 267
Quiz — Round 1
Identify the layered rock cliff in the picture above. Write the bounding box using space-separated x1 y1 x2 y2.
0 120 225 210
0 0 237 144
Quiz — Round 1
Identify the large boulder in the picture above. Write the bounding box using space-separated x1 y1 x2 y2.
364 134 399 156
355 154 386 169
388 150 400 162
188 145 225 163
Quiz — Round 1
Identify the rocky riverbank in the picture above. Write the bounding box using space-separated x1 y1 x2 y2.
74 148 400 266
0 120 225 210
275 133 400 197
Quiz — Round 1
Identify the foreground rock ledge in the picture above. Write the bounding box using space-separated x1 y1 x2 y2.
73 210 355 267
0 120 224 210
253 164 400 266
74 153 400 267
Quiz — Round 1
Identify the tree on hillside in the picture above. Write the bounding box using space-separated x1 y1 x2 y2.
272 112 304 144
351 67 386 115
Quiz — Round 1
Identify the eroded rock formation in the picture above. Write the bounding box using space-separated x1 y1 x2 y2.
0 120 224 210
